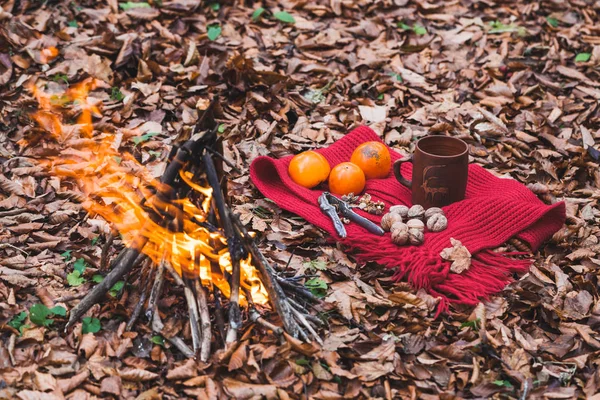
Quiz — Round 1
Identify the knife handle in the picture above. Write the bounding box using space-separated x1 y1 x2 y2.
346 213 385 236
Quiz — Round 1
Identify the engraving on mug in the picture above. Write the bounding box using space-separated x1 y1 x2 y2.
421 165 449 203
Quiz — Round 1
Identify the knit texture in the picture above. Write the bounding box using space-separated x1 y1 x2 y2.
250 126 566 313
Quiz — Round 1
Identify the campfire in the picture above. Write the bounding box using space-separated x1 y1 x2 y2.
25 78 319 360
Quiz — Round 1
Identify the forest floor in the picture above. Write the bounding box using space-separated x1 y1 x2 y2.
1 0 600 399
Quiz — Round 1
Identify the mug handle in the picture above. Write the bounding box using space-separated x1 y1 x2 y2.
393 157 412 188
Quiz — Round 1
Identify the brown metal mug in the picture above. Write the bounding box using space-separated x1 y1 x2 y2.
393 136 469 209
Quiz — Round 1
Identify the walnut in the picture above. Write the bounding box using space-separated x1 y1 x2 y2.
391 224 409 245
406 219 424 231
381 213 403 232
407 204 425 220
389 205 409 218
424 207 444 221
391 221 408 234
408 229 424 245
427 213 448 232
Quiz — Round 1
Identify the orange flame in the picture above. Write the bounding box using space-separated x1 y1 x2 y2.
28 79 268 305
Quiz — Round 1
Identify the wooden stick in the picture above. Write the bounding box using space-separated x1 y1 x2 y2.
151 302 194 358
249 309 283 335
66 246 144 329
230 212 301 338
100 232 115 271
203 151 241 344
126 259 153 331
145 260 166 320
182 276 202 352
290 306 323 345
194 280 212 361
213 286 226 344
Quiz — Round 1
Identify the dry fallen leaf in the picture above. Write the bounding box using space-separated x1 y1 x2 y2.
440 238 472 274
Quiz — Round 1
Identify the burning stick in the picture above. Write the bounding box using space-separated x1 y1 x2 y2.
202 150 242 344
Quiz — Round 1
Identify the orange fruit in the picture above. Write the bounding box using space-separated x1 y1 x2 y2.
350 141 391 179
288 151 331 189
328 162 365 196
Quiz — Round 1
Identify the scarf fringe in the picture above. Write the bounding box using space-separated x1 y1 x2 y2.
349 234 531 316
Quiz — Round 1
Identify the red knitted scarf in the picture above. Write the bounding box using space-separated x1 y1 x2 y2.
250 126 566 314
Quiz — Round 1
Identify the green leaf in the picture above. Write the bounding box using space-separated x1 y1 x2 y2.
377 93 384 100
91 236 99 246
73 258 87 274
52 73 69 85
295 357 310 366
460 318 480 331
112 156 122 164
29 304 65 327
132 132 160 145
207 25 222 41
8 311 28 331
148 150 162 158
67 271 85 287
109 281 125 297
252 7 265 21
493 380 513 388
50 306 67 317
61 250 72 261
119 2 151 10
397 21 411 30
210 2 219 10
67 20 78 28
575 53 591 62
82 317 101 334
151 335 164 346
305 277 328 298
92 274 104 283
303 260 327 272
50 306 66 316
273 11 295 24
389 72 403 82
412 25 427 35
488 20 527 36
218 124 226 133
546 17 559 28
110 87 125 101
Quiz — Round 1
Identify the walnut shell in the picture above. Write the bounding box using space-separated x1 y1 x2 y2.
408 228 424 245
391 226 409 245
391 221 408 233
406 219 424 231
407 204 425 220
389 205 409 218
427 213 448 232
380 213 403 232
424 207 444 221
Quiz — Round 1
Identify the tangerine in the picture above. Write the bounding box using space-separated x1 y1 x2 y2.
350 141 391 179
288 151 331 189
328 162 366 196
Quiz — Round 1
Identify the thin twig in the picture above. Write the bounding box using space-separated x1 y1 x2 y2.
213 286 226 344
145 260 166 320
151 302 194 358
203 150 242 344
290 306 323 345
126 259 153 331
230 212 302 338
194 279 212 362
55 292 87 303
66 246 144 329
249 309 283 335
100 232 115 270
183 276 202 352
